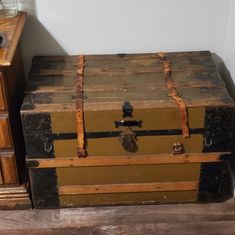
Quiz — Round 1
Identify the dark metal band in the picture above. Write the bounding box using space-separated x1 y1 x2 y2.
29 168 59 208
51 128 205 140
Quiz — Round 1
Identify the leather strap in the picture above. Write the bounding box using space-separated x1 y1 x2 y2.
158 53 190 138
76 55 86 157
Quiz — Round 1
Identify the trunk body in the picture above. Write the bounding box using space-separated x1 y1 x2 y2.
21 51 234 208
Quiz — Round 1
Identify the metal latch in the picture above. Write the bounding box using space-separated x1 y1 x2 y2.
204 134 213 148
115 101 142 152
114 120 142 128
120 127 138 152
114 119 142 153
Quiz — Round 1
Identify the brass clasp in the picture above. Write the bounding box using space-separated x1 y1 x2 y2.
172 143 184 154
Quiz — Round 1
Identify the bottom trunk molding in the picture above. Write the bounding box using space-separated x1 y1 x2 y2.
27 152 231 168
59 181 199 196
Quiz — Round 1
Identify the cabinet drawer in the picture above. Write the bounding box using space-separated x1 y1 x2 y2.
0 116 12 149
0 152 18 184
0 75 6 111
0 166 3 184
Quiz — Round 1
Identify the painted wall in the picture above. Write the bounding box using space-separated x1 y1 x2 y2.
19 0 231 75
224 0 235 80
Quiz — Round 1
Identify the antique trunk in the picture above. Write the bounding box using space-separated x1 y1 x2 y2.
21 51 234 209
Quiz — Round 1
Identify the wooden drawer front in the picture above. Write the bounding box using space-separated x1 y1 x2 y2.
0 75 6 111
0 153 18 184
0 165 3 184
0 117 12 149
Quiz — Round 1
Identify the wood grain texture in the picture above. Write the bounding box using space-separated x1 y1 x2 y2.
0 12 26 66
0 72 6 110
0 185 27 194
0 116 12 148
0 167 3 185
0 193 28 199
27 152 230 168
85 51 212 61
0 184 31 209
0 199 234 234
21 51 234 114
59 181 198 195
2 222 235 235
0 154 18 184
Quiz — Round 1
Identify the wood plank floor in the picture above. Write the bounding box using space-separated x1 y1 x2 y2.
0 200 235 234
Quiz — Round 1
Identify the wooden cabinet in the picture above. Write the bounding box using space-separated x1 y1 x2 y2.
0 12 30 209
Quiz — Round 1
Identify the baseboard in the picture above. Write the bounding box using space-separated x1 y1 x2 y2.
0 184 31 209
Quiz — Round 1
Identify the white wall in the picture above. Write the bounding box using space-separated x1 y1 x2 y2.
224 0 235 80
19 0 231 75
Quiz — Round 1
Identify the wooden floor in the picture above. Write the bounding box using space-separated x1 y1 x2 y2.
0 200 235 234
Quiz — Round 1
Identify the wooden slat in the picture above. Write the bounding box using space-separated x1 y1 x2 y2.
22 51 234 114
85 51 211 61
85 65 214 76
20 87 231 105
0 193 28 199
30 57 215 77
32 56 78 64
0 186 27 195
85 55 214 69
27 152 230 168
27 70 222 89
25 83 223 94
0 199 235 234
31 52 211 66
21 100 234 113
25 77 224 94
59 181 198 195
